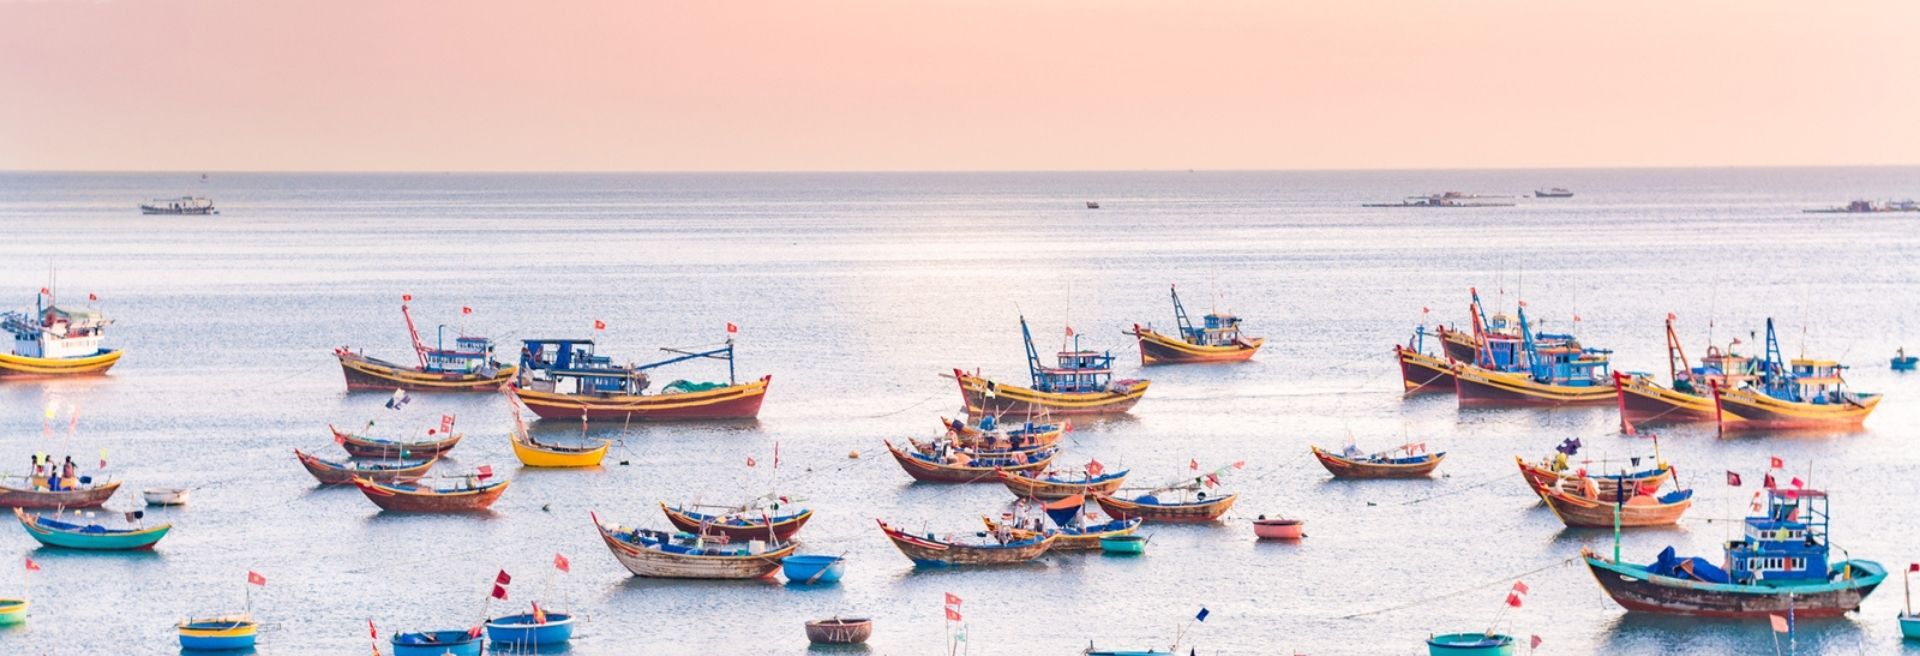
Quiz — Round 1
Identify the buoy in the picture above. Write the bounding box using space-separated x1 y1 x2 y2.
848 450 860 459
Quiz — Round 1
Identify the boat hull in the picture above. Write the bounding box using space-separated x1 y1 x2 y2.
1437 327 1480 362
996 469 1128 500
1614 373 1717 424
295 449 436 485
0 349 121 378
985 517 1141 551
661 502 812 542
352 478 508 512
952 370 1148 417
1902 614 1920 640
1454 364 1617 407
333 427 463 460
1253 519 1305 540
1130 327 1262 365
595 523 792 579
510 436 609 468
878 522 1055 566
16 509 171 550
885 441 1054 483
392 631 482 656
1583 553 1884 618
1098 535 1146 555
0 481 119 509
1426 633 1514 655
1395 346 1456 395
0 599 24 625
1515 458 1669 502
1311 447 1444 479
1537 488 1690 528
1713 386 1880 430
1096 493 1236 523
513 376 771 421
336 351 516 391
805 618 872 644
178 618 258 650
485 613 574 646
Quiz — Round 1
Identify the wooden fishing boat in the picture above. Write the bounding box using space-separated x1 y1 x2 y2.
1253 517 1305 540
331 425 463 459
510 432 610 468
1124 285 1263 364
334 300 515 391
592 512 794 579
512 338 770 421
0 599 24 625
1614 317 1759 426
1710 321 1880 430
998 468 1129 500
1448 291 1615 407
0 477 119 509
951 315 1150 417
1311 444 1445 479
1582 488 1884 617
1437 324 1484 363
876 519 1055 566
1454 362 1616 407
140 196 216 215
142 487 189 506
485 611 576 647
391 630 482 656
0 291 121 378
1515 454 1670 502
805 617 872 645
351 475 508 513
940 415 1064 450
14 508 171 550
178 615 257 650
984 515 1141 551
1537 485 1693 528
1395 324 1457 395
659 500 813 542
884 439 1055 483
294 448 437 485
1426 633 1514 655
1096 491 1236 523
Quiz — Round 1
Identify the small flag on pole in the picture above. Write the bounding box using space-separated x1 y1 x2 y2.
746 456 757 468
554 553 571 573
945 592 962 607
1086 459 1104 477
88 293 98 302
1769 614 1789 633
369 619 378 639
476 465 494 479
491 585 508 600
1511 581 1530 595
1725 471 1742 487
461 306 472 315
593 319 606 331
1065 326 1075 338
1189 459 1198 471
726 322 739 334
945 607 962 621
1505 592 1523 608
1910 563 1919 573
247 571 266 586
402 294 413 302
495 570 512 585
1790 477 1804 489
1195 607 1210 622
1769 456 1783 469
1666 312 1676 322
1530 635 1543 649
23 557 38 572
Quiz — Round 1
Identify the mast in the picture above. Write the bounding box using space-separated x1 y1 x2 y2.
1762 317 1788 397
1517 304 1543 381
1665 316 1692 385
1170 284 1195 341
401 302 428 369
1019 315 1044 389
1469 287 1493 366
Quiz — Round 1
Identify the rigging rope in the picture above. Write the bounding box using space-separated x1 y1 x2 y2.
1337 555 1579 620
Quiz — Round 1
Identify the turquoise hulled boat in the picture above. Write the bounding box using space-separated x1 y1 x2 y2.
177 615 258 650
15 508 171 551
1426 632 1515 655
0 599 25 625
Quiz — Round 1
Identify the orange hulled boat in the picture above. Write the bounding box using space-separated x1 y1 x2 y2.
1614 314 1757 427
1452 293 1616 407
1124 284 1262 364
334 298 515 391
951 315 1148 417
1710 319 1880 430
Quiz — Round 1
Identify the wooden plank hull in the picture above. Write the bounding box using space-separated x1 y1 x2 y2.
1713 386 1879 430
1130 327 1262 365
985 517 1141 551
877 521 1055 566
1437 327 1479 362
1515 458 1668 502
595 520 792 579
510 436 609 468
295 449 436 485
1096 493 1236 523
352 478 508 512
1614 373 1717 424
1538 488 1690 528
1310 447 1444 479
885 441 1054 483
1583 552 1884 618
0 480 119 509
1395 346 1456 395
513 376 771 421
996 469 1128 500
952 370 1148 417
333 427 463 460
1454 364 1616 407
0 350 121 378
15 509 171 550
335 351 516 391
660 502 812 542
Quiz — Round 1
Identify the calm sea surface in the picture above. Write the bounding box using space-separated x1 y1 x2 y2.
0 169 1918 655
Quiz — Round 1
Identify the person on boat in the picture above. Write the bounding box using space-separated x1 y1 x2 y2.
61 457 77 488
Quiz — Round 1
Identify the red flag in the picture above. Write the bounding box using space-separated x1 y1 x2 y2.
1062 419 1073 433
495 570 512 585
1231 460 1246 470
476 465 494 479
746 456 757 468
88 293 98 302
1572 313 1582 322
1725 471 1741 487
1085 459 1104 477
945 607 963 622
726 322 739 334
369 619 378 639
1790 477 1803 489
461 306 472 315
554 553 571 573
1189 459 1199 471
1731 336 1743 345
1666 312 1676 322
1421 306 1431 314
38 287 48 296
1530 635 1543 649
945 592 962 607
1769 614 1789 633
533 602 548 624
1763 473 1777 489
1505 592 1522 608
491 584 508 600
1204 473 1220 488
1769 456 1783 469
1511 581 1530 595
593 319 606 331
1517 299 1528 308
247 571 266 586
402 294 413 302
23 557 38 572
467 625 483 639
1909 563 1919 573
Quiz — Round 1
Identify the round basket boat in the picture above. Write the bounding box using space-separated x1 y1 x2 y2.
143 488 190 506
781 554 846 585
805 617 872 644
1099 534 1146 555
1252 517 1304 540
1426 632 1514 656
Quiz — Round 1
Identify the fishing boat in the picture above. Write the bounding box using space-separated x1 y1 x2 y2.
1613 316 1758 426
295 449 437 485
330 424 463 459
1582 486 1885 617
142 487 189 506
876 519 1056 566
14 508 171 550
1096 489 1236 523
951 316 1150 417
392 630 482 656
1804 199 1920 213
1453 301 1616 407
998 467 1129 501
177 615 257 650
884 439 1055 483
1894 348 1917 371
1711 319 1881 430
510 430 609 468
485 611 576 647
0 290 120 378
940 415 1065 450
1395 325 1457 395
140 196 217 215
1514 449 1670 502
660 500 813 542
781 555 847 584
0 599 24 625
1125 285 1263 364
983 495 1141 551
512 337 771 421
591 512 794 579
1363 192 1515 208
0 476 119 509
805 617 872 644
1310 443 1445 479
1534 188 1574 198
1534 481 1693 528
1426 633 1514 655
1253 516 1305 540
351 474 509 513
1900 564 1920 639
335 300 515 391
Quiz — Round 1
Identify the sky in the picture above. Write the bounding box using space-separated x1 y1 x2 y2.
1 0 1916 172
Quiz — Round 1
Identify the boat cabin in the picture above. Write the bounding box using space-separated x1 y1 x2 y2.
1723 488 1832 584
4 301 109 360
1020 316 1114 393
422 334 498 375
1676 346 1757 394
518 338 648 395
1513 306 1611 386
1167 285 1250 347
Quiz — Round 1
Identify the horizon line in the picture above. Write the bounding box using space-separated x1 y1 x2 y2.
6 163 1920 176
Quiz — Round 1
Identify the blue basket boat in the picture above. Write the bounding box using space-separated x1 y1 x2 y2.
392 630 482 656
1894 354 1917 371
781 554 846 584
1426 632 1514 655
15 508 171 551
177 615 258 650
484 612 575 647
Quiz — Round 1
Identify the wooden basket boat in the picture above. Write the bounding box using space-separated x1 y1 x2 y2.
0 349 122 378
660 501 813 542
1311 446 1445 479
142 487 190 506
351 475 508 512
1515 456 1669 502
0 477 119 509
952 369 1148 417
177 615 258 651
1096 492 1236 523
877 519 1055 566
1426 632 1514 655
884 440 1054 483
0 599 25 625
14 508 171 550
510 432 610 468
1395 344 1456 395
1538 486 1692 528
984 516 1141 551
1127 325 1263 365
331 425 463 459
295 448 437 485
1581 548 1884 618
998 468 1130 500
592 513 794 579
1252 517 1305 540
484 612 575 647
392 630 482 656
511 375 773 421
336 349 516 391
805 617 872 644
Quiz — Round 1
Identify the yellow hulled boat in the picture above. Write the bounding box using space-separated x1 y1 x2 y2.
0 292 120 378
335 299 515 391
952 315 1150 417
1711 320 1881 430
1124 285 1262 364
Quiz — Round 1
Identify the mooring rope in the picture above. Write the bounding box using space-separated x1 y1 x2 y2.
1337 555 1580 619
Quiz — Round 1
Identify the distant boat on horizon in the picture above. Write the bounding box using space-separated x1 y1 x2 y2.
1363 191 1514 208
139 196 217 215
1534 187 1574 198
1804 199 1919 214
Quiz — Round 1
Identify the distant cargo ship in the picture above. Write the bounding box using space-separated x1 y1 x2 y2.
1534 188 1574 198
1803 199 1919 214
139 197 217 215
1363 191 1514 208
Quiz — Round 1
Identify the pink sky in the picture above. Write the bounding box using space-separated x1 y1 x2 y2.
2 0 1916 171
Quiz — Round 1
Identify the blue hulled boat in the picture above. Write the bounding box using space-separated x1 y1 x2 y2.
484 611 575 647
392 629 483 656
15 508 171 551
177 615 258 650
